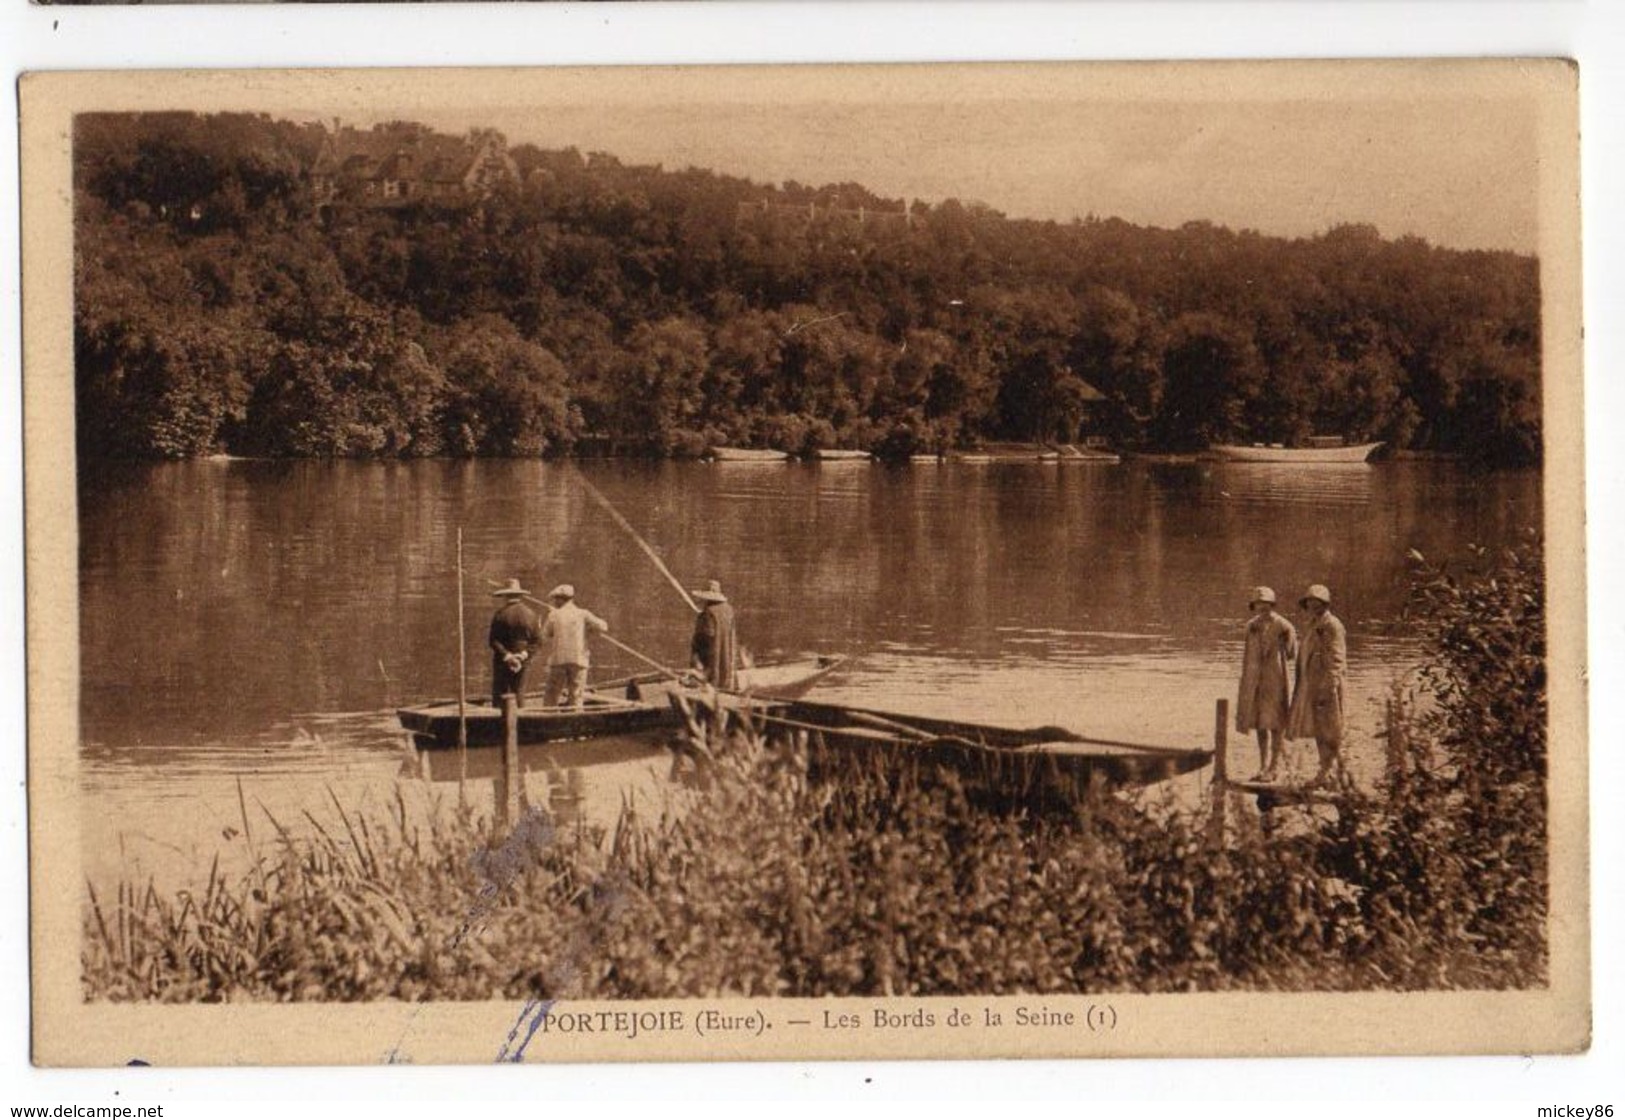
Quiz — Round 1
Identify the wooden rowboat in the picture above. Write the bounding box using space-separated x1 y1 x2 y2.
722 697 1213 791
397 655 846 750
710 447 791 462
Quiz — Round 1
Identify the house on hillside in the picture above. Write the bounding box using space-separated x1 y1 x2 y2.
1031 372 1113 447
310 122 518 214
1070 377 1112 447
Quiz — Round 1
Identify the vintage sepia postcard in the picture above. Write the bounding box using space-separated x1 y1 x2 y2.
22 60 1586 1066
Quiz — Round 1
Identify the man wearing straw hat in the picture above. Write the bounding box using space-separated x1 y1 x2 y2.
539 583 609 709
488 578 541 708
1287 583 1350 788
689 579 739 690
1236 586 1297 782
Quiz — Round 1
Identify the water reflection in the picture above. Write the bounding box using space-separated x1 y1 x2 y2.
78 458 1542 890
1212 462 1377 508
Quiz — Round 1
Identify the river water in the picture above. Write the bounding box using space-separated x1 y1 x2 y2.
76 457 1540 891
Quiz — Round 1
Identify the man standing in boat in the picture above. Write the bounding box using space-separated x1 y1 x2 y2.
488 578 541 708
539 583 609 709
1288 583 1350 788
689 579 739 690
1236 586 1297 782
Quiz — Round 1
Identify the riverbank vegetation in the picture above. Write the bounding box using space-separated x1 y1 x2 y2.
83 538 1547 1000
75 113 1541 465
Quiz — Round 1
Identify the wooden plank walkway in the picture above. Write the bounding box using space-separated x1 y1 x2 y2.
1221 778 1358 810
1205 698 1373 842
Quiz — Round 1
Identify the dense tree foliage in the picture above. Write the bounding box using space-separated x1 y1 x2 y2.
73 113 1543 464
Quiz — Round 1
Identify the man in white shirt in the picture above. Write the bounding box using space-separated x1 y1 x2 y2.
539 583 609 709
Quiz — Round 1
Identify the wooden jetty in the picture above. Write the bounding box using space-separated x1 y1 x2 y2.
1205 697 1374 842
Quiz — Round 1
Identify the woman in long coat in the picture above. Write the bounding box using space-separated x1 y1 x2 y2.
1287 583 1348 786
1236 586 1297 780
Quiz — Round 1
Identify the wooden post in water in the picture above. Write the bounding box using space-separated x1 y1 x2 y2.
500 693 521 828
456 528 469 803
1209 698 1230 847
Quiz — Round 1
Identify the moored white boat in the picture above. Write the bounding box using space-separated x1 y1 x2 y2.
1210 441 1383 464
813 448 873 462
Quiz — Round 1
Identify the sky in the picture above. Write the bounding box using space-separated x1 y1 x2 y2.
337 68 1544 254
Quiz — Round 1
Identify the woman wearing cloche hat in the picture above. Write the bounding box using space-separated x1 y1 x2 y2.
1287 583 1350 788
1236 586 1297 782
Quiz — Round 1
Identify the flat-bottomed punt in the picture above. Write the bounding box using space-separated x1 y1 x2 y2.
718 696 1213 790
398 655 845 750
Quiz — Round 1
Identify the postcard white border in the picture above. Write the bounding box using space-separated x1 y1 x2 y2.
3 3 1623 1106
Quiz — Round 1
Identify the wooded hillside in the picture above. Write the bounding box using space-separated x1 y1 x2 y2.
73 112 1542 464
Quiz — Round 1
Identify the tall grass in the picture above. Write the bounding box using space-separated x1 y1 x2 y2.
84 537 1547 1000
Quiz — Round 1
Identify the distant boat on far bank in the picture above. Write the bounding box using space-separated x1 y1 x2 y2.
710 447 791 462
1126 451 1202 465
813 448 873 462
1210 440 1383 464
1056 443 1122 464
947 443 1122 465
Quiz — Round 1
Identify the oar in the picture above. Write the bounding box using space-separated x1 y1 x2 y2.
1017 729 1212 757
841 709 936 740
571 467 700 614
753 711 981 752
598 631 689 681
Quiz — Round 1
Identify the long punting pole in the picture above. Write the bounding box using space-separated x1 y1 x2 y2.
457 527 469 798
572 467 701 614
